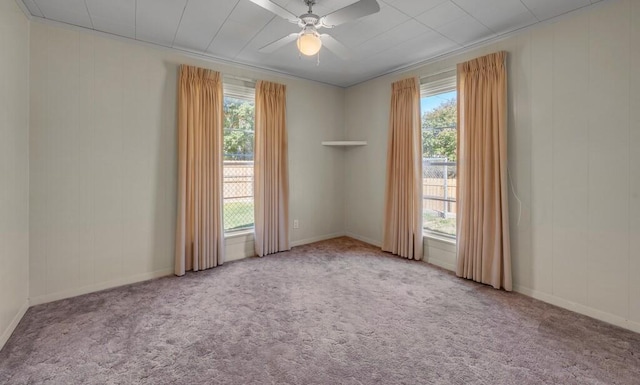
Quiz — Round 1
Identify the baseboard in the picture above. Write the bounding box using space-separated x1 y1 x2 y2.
344 232 382 248
290 232 346 247
21 249 640 338
426 258 456 272
29 268 174 306
513 285 640 334
0 300 29 352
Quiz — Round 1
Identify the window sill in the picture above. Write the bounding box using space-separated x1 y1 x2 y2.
225 229 254 240
423 232 456 246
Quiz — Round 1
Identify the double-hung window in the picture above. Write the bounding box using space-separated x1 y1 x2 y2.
420 71 457 238
223 79 255 233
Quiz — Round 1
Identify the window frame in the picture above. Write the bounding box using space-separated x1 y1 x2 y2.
420 71 458 240
222 78 256 235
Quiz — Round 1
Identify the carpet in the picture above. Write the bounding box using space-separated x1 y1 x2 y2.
1 237 639 384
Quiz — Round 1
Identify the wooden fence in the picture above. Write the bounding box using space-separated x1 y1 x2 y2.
223 161 253 202
223 161 457 215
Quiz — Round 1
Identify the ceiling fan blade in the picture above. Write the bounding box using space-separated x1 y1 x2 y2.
248 0 299 23
320 0 380 28
259 33 299 54
319 34 351 60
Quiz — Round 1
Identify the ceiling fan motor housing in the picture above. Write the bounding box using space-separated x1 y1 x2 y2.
299 13 320 28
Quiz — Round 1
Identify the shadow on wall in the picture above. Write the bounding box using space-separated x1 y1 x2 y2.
505 53 533 291
151 61 179 274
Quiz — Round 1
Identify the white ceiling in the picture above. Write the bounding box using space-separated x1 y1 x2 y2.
19 0 604 87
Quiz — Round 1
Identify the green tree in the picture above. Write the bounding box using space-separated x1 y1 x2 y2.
423 99 456 130
224 98 255 160
422 98 457 161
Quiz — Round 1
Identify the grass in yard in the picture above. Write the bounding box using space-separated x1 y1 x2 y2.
424 210 456 237
224 201 254 231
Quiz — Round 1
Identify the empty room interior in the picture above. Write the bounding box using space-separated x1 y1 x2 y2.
1 0 640 383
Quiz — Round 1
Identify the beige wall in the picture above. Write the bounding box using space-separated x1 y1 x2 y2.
0 0 30 349
12 0 640 337
28 21 346 304
344 0 640 332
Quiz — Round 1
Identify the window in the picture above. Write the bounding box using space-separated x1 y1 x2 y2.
223 80 255 233
421 72 457 238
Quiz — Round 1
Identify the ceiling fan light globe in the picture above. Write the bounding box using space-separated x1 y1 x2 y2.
297 33 322 56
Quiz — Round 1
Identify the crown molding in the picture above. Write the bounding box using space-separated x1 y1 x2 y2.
342 0 610 88
17 0 610 89
13 0 33 21
26 13 343 89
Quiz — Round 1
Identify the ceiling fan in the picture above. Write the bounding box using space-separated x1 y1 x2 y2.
248 0 380 59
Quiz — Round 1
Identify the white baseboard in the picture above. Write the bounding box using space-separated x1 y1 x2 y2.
513 285 640 334
0 300 29 352
290 232 346 247
19 248 640 344
29 268 174 306
344 232 382 248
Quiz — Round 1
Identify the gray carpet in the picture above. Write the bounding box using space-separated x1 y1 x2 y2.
1 237 639 384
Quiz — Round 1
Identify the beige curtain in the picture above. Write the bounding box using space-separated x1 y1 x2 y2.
456 51 512 291
382 77 423 260
175 65 224 276
254 80 290 257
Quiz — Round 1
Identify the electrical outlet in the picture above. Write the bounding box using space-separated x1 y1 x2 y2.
293 219 299 229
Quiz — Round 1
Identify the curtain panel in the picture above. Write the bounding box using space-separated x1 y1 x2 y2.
456 51 512 291
382 77 424 260
174 65 225 276
254 80 290 257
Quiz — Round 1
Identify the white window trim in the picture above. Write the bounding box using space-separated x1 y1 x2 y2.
224 77 255 101
420 69 456 98
420 70 458 241
223 79 256 234
225 229 254 239
424 231 456 245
